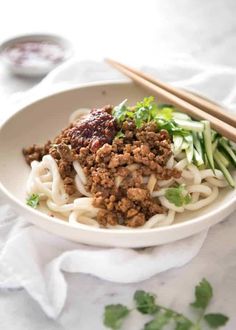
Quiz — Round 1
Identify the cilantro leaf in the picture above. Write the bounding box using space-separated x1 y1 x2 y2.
112 99 129 123
184 194 191 205
104 304 130 330
204 313 229 328
191 278 213 310
154 107 173 121
115 131 125 139
136 96 156 111
134 96 156 128
26 194 40 208
165 185 191 207
134 106 151 128
155 119 189 137
175 316 192 330
144 311 173 330
112 97 184 133
102 279 229 330
134 290 158 314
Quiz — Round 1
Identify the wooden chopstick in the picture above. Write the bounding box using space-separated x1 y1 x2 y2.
106 58 236 143
107 58 236 128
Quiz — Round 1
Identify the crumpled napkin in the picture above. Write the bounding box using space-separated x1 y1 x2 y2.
0 55 235 318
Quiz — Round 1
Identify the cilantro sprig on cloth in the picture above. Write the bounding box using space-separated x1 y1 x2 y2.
103 278 229 330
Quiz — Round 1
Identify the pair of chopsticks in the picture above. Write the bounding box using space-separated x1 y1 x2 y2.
106 58 236 143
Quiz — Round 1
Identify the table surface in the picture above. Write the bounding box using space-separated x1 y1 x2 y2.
1 0 236 329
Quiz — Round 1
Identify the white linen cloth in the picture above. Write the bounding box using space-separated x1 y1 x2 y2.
0 55 235 318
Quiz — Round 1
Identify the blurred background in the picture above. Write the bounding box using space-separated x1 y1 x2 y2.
1 0 236 99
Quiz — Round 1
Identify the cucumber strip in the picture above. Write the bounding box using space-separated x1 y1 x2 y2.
202 121 215 172
212 138 219 153
214 149 230 168
192 131 204 160
229 141 236 154
186 146 193 163
181 140 189 150
192 130 204 166
198 132 203 140
214 153 235 188
204 153 209 167
185 135 194 163
173 135 183 154
219 137 236 167
174 119 204 132
211 130 219 142
194 148 204 166
173 112 191 120
219 148 235 167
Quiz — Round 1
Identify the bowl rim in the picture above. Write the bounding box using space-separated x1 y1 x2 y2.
0 80 236 235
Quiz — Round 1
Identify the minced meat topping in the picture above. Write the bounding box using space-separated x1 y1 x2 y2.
23 105 181 227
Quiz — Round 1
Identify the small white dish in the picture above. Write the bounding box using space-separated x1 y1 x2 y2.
0 81 235 248
0 34 73 77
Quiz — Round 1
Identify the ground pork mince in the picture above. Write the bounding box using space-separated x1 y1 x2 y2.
23 105 181 228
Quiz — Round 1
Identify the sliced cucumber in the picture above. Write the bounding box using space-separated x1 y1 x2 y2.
211 130 219 142
229 141 236 154
193 132 204 161
198 132 203 140
219 137 236 167
202 121 215 172
173 112 191 121
214 153 235 188
214 149 230 168
204 153 209 167
212 138 219 153
181 140 189 150
219 148 235 168
194 148 204 166
184 135 194 163
173 135 183 154
174 119 204 132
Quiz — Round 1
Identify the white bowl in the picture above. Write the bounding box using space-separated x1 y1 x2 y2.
0 34 73 77
0 81 235 248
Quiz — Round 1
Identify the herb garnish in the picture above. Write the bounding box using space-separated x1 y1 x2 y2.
112 99 133 123
155 118 189 137
112 97 188 137
26 194 40 208
115 131 125 139
165 184 191 207
134 96 157 128
134 290 158 314
104 304 130 330
103 278 229 330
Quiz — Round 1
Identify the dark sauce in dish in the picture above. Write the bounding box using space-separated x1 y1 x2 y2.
4 40 65 67
69 107 118 152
